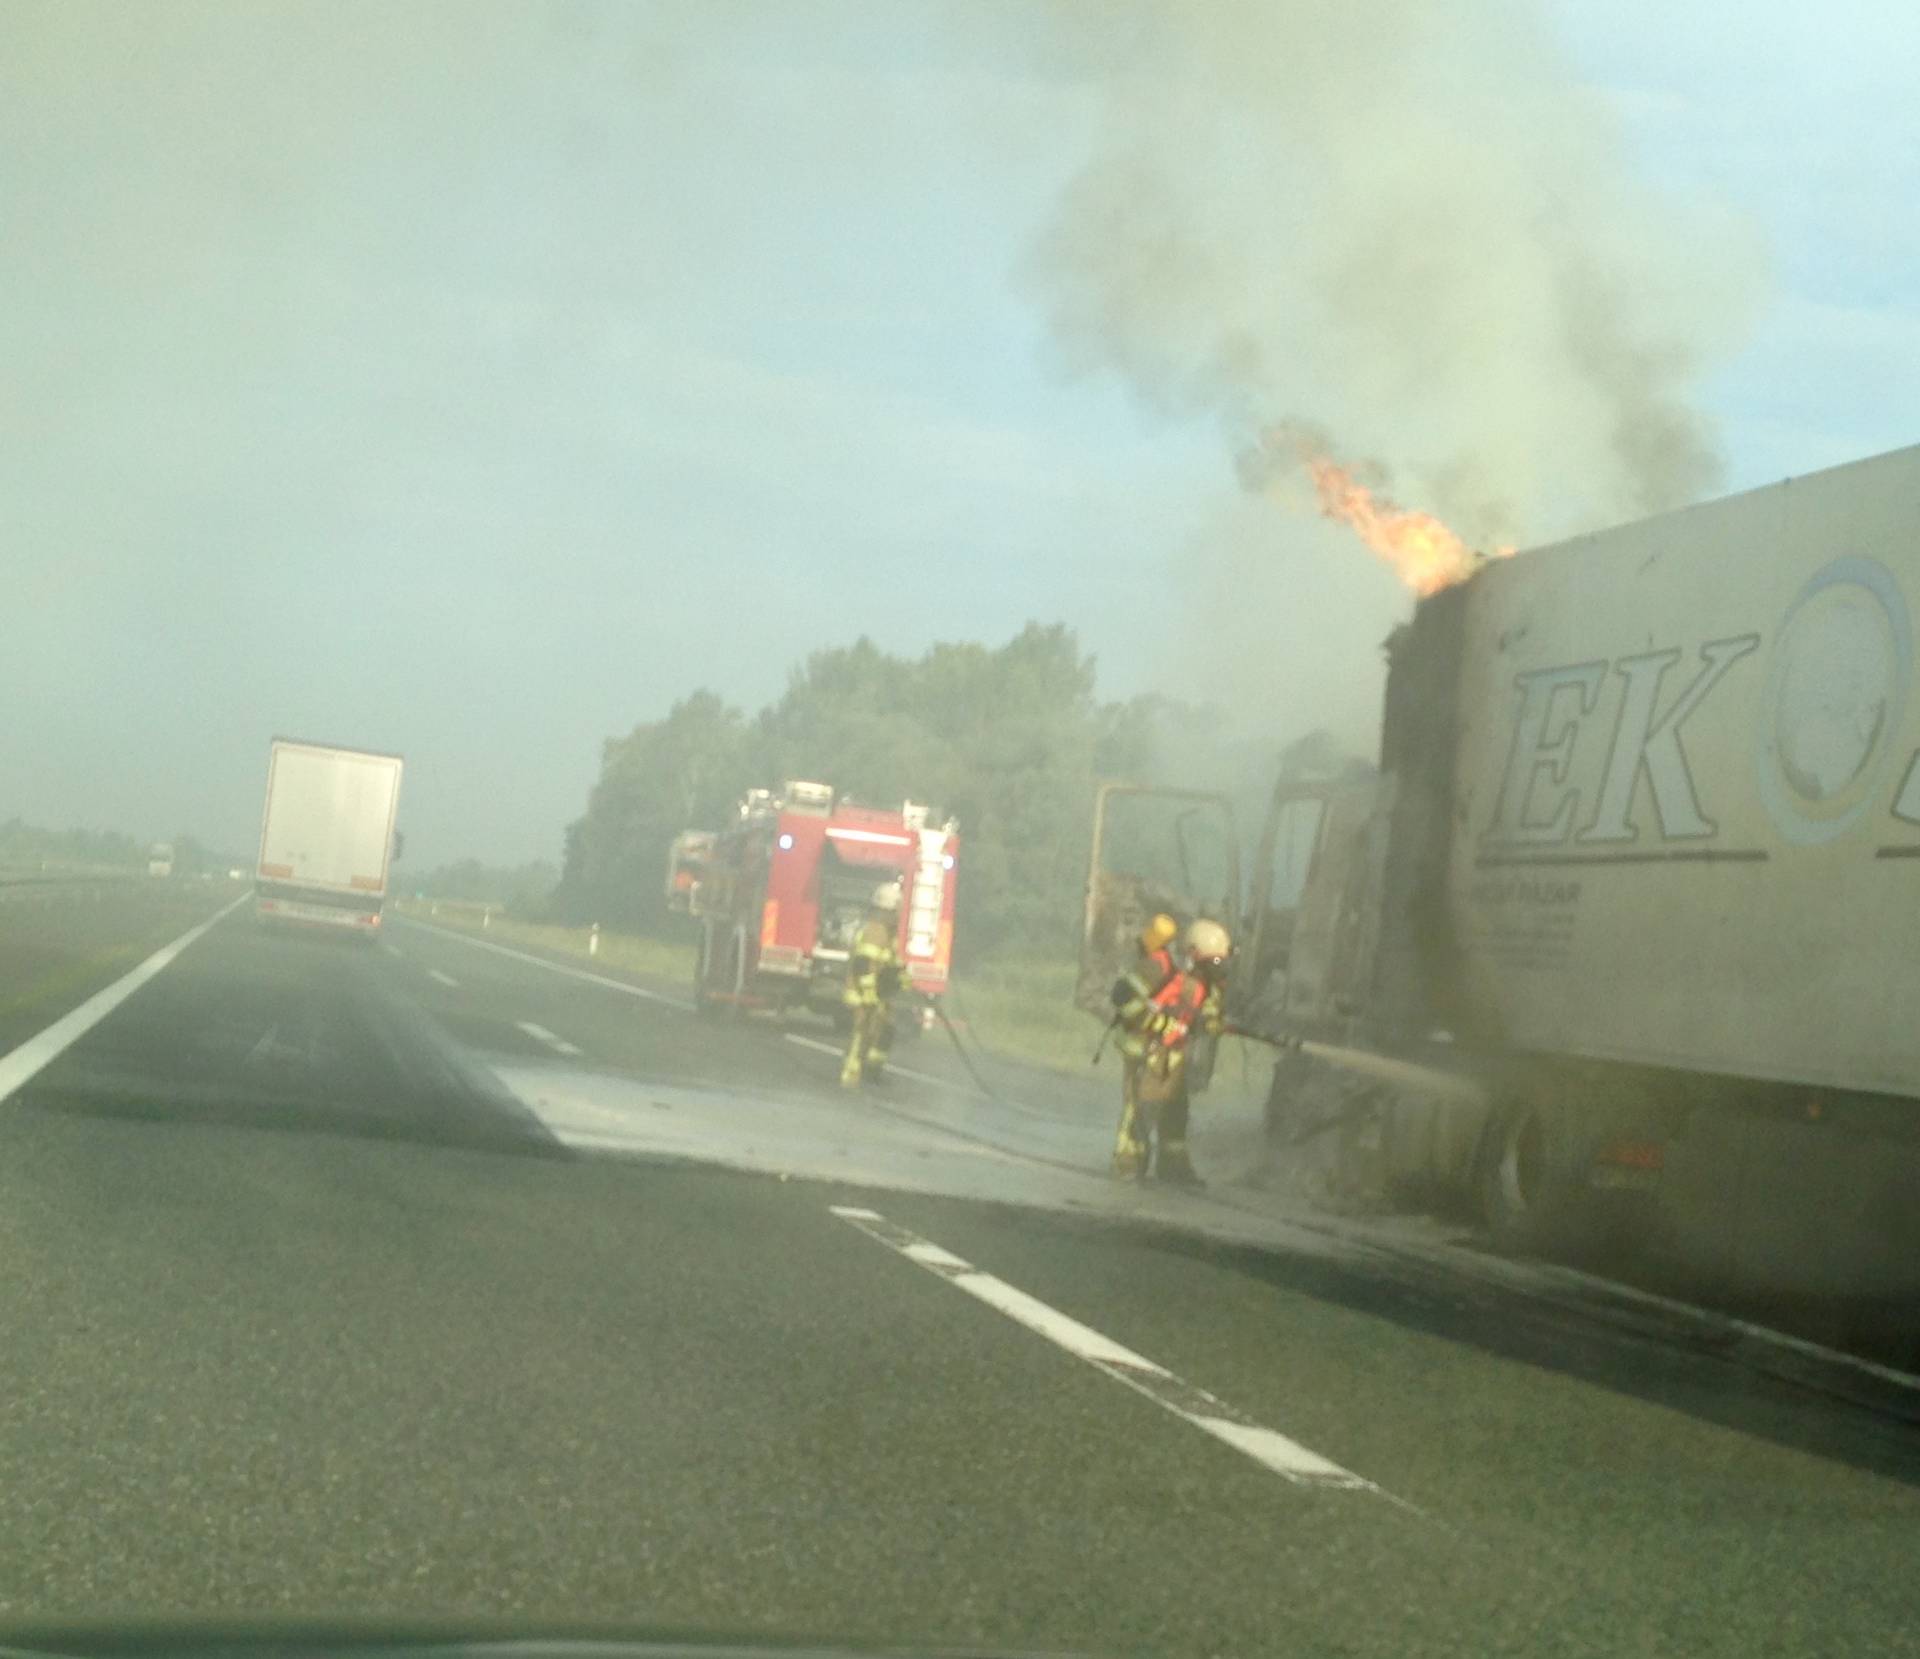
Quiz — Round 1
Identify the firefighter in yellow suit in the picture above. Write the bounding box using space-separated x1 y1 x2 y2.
1117 918 1229 1185
1111 914 1180 1178
841 881 904 1087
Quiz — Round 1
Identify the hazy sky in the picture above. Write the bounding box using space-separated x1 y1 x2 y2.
5 1 1915 867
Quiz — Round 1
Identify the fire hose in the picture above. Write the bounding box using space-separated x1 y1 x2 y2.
923 991 1010 1106
1093 1013 1301 1066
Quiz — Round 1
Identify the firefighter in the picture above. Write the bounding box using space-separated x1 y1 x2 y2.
1129 918 1230 1186
1110 914 1181 1179
840 880 904 1087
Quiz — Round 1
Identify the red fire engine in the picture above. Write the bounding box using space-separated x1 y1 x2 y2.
666 780 958 1023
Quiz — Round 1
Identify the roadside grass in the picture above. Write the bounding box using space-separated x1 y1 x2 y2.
944 957 1102 1077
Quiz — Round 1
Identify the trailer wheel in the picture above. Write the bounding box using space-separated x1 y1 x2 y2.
1478 1100 1565 1250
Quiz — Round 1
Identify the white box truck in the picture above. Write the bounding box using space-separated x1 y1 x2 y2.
1083 443 1920 1355
254 738 404 936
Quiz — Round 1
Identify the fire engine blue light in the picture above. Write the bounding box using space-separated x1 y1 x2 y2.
778 833 794 851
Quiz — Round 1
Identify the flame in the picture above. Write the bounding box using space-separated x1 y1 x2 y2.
1300 455 1510 596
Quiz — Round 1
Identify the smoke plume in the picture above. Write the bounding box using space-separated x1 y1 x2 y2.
1021 0 1764 549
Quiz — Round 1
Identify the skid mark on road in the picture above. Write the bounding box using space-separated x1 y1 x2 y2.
517 1020 583 1058
397 918 693 1010
0 896 249 1105
428 968 460 988
831 1204 1403 1503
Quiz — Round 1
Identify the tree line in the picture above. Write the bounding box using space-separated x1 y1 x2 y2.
540 623 1200 960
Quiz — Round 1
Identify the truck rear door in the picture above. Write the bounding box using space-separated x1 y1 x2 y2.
258 741 404 900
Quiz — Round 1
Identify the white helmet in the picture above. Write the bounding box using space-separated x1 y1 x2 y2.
1184 918 1231 972
870 881 903 913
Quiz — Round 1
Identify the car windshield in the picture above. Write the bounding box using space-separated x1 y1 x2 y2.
6 3 1920 1656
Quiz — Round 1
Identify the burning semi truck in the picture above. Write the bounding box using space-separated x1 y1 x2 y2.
667 781 958 1025
1082 443 1920 1353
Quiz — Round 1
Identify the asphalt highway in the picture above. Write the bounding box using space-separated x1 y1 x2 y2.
0 893 1915 1657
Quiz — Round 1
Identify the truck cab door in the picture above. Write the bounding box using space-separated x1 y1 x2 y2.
1078 787 1240 1091
1241 776 1388 1039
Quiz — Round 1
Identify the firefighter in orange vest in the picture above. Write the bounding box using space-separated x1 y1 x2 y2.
1110 913 1181 1178
1124 918 1230 1185
841 881 904 1087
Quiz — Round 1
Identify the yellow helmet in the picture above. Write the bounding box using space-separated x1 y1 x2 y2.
1139 912 1179 954
1184 918 1231 972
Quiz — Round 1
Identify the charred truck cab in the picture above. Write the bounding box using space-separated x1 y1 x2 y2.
1085 445 1920 1359
668 781 958 1027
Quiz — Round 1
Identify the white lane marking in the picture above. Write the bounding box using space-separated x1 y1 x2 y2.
783 1031 976 1097
245 1023 281 1065
410 918 991 1101
517 1020 583 1058
397 918 693 1010
428 968 460 988
830 1204 1387 1497
0 896 248 1105
380 942 402 958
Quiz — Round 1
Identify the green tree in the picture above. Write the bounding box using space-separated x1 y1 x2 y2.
553 690 748 926
549 624 1225 958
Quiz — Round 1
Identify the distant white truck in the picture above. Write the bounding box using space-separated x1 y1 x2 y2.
147 843 174 878
254 738 404 936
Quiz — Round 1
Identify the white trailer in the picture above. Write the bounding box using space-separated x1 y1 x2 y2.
1084 444 1920 1356
254 738 404 936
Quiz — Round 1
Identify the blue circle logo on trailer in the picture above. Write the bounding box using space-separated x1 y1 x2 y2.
1755 556 1911 845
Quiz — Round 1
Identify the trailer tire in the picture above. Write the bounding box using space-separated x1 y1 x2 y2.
1478 1099 1579 1253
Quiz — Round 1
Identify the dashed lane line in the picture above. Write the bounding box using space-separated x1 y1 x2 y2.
428 968 460 988
394 917 693 1010
830 1203 1399 1503
517 1020 584 1058
402 919 987 1102
0 896 249 1105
